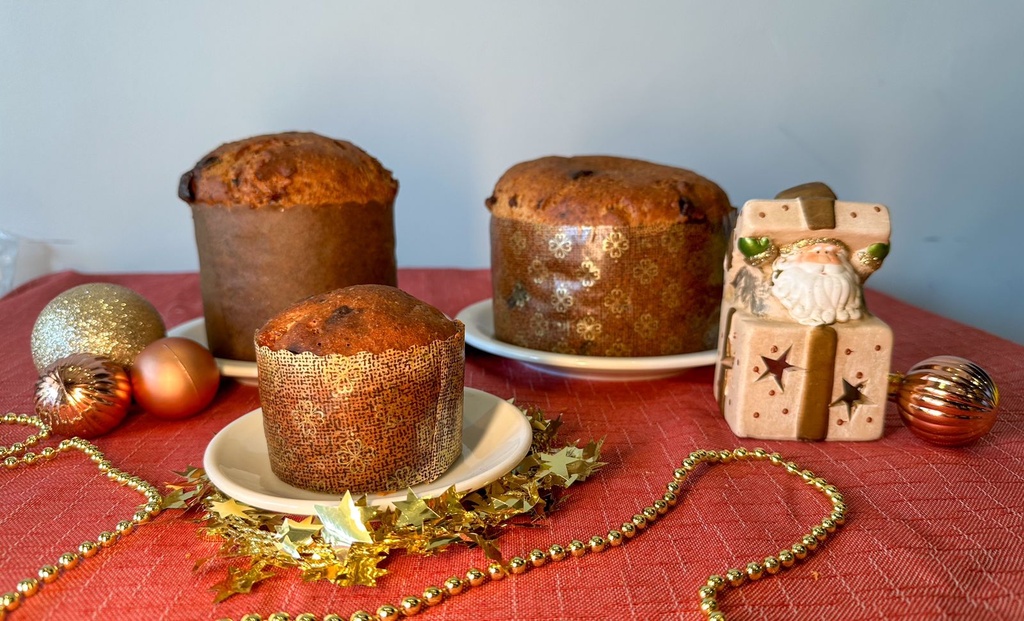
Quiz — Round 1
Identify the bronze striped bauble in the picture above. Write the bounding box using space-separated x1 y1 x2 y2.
893 356 999 447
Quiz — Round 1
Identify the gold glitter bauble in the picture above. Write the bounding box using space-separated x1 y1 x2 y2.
30 283 166 371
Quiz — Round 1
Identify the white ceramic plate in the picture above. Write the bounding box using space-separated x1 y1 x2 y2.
456 299 717 381
203 387 532 515
167 317 258 383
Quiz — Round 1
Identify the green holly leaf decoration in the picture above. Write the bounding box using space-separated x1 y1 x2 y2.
738 236 773 258
866 242 889 260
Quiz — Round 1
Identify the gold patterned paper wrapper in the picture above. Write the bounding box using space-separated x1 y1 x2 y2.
491 217 727 357
255 327 465 494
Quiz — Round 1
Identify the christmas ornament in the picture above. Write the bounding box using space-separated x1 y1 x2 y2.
34 353 133 438
131 337 220 419
316 491 375 547
0 414 162 617
889 355 1000 446
30 283 166 371
716 182 893 442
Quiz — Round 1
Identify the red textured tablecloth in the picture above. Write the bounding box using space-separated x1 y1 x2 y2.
1 269 1021 620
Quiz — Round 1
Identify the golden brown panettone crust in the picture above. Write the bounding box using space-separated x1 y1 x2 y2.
256 285 459 357
486 155 731 226
179 132 398 208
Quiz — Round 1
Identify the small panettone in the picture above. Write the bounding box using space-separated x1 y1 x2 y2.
255 285 465 494
179 131 399 362
487 155 733 357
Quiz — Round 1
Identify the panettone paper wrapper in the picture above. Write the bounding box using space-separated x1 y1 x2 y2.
256 327 464 494
491 216 727 357
192 200 397 362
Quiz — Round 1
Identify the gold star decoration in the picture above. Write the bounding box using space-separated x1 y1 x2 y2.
210 561 276 603
539 445 580 483
463 532 502 560
172 465 205 482
161 487 196 510
521 403 561 452
276 516 323 558
537 440 605 485
431 486 472 526
393 489 440 529
279 515 321 540
300 543 390 587
316 491 375 548
425 536 459 552
209 498 257 522
163 465 209 509
831 379 870 420
490 488 539 513
339 546 389 586
574 439 605 480
757 346 799 391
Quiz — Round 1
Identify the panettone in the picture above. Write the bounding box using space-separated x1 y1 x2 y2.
257 284 459 356
255 285 465 494
487 155 732 357
179 131 399 362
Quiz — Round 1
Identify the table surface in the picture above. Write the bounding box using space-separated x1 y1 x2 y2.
1 269 1021 621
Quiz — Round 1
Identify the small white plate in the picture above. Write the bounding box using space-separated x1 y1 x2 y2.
456 299 717 381
167 317 258 383
203 387 532 515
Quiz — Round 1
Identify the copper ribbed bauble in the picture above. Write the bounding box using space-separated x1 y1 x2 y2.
30 283 166 371
892 356 999 447
34 353 133 438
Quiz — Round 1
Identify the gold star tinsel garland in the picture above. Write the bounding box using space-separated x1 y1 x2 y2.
164 404 607 602
1 409 848 621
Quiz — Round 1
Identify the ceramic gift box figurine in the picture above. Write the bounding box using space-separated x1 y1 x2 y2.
714 183 891 441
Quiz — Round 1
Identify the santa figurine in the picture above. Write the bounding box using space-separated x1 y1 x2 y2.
714 183 892 441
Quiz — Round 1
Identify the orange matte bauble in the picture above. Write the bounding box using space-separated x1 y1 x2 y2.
34 353 133 438
131 337 220 419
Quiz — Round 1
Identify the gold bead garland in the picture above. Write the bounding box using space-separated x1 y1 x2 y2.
0 413 47 460
1 412 846 621
0 413 163 620
216 446 845 621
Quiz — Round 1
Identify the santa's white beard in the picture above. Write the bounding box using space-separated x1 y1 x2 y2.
771 258 862 326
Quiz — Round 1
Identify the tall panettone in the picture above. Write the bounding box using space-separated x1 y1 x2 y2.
179 131 399 361
487 155 733 357
255 285 465 494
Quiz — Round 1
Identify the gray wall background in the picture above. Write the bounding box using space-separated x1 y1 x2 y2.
2 2 1022 344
